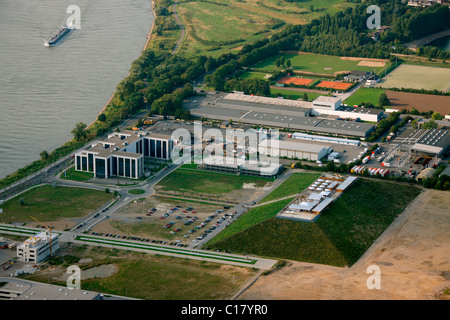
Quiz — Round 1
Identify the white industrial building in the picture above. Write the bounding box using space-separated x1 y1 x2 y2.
16 232 59 263
312 96 383 122
291 132 360 146
259 139 332 161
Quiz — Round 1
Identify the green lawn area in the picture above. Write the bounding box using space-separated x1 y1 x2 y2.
60 166 93 181
207 197 294 246
0 185 114 223
23 246 256 300
253 52 388 75
156 168 270 194
260 173 321 203
270 87 323 101
128 189 146 195
208 179 421 267
343 87 386 107
239 71 271 80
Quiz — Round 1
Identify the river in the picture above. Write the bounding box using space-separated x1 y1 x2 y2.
0 0 154 179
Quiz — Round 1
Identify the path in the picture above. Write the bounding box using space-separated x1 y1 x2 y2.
171 0 185 55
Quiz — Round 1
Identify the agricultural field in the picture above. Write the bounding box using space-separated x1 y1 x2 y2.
22 245 256 300
0 185 114 224
386 90 450 114
175 0 355 56
208 179 421 267
343 87 386 107
379 64 450 92
252 52 388 76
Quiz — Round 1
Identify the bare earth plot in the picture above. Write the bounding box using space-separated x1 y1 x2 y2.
379 64 450 92
386 90 450 114
240 189 450 300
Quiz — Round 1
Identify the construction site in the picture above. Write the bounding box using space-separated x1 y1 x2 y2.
276 174 358 222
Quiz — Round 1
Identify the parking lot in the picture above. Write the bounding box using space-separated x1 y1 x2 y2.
89 196 237 248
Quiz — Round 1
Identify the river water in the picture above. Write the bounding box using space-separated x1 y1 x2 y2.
0 0 153 179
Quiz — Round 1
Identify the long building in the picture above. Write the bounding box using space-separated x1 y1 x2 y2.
188 93 376 138
259 139 332 161
74 130 173 179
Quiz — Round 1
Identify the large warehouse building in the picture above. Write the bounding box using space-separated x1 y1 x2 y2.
259 139 332 161
188 93 375 138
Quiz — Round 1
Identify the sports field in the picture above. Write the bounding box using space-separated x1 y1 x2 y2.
276 77 315 86
253 52 388 75
379 64 450 92
316 81 353 91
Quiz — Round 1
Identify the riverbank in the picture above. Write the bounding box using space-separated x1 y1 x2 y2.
87 0 157 130
402 29 450 52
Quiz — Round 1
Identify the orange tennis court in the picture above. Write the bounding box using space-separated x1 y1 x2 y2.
316 81 353 90
277 77 315 86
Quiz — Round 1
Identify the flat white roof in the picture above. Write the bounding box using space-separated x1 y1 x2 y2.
312 197 334 213
260 139 329 154
337 176 358 191
313 96 342 104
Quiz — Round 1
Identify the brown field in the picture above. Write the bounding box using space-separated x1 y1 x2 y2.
316 81 353 91
240 189 450 300
386 90 450 114
277 77 315 86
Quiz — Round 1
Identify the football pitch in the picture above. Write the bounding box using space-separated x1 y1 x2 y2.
379 64 450 92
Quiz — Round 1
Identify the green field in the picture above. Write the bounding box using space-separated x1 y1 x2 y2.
208 179 421 266
270 87 324 101
156 168 270 194
343 87 386 107
23 246 256 300
253 52 388 75
207 198 294 246
175 0 354 57
60 166 94 182
239 71 271 80
0 185 114 223
379 64 450 92
260 172 321 203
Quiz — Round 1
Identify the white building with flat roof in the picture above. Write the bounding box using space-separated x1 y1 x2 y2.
313 96 342 111
17 232 59 263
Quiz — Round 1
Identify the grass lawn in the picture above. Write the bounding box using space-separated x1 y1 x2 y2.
128 189 146 195
270 87 323 101
60 166 93 181
23 246 256 300
207 197 294 246
0 185 114 223
239 71 271 80
253 52 388 75
208 179 421 267
260 173 321 203
343 87 386 107
156 168 270 194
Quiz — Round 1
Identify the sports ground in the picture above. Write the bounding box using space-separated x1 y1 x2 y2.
379 64 450 92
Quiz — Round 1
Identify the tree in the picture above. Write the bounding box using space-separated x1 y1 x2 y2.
422 119 438 130
40 150 49 161
431 112 443 120
71 122 87 141
18 198 25 206
303 93 309 101
378 93 390 107
285 59 291 68
97 113 107 122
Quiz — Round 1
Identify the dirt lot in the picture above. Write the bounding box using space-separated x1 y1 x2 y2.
240 189 450 300
386 90 450 114
91 196 235 245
